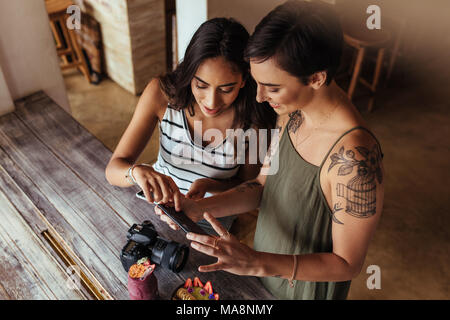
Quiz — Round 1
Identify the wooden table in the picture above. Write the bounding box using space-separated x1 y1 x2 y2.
0 91 274 300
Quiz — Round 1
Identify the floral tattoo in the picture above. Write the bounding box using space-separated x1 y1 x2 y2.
288 110 303 133
328 145 383 222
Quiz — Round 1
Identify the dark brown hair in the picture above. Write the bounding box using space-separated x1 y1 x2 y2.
159 18 276 130
245 0 343 85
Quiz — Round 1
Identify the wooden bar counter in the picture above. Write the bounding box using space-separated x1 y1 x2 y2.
0 91 274 300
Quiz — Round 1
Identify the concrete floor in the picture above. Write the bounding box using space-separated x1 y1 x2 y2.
63 40 449 299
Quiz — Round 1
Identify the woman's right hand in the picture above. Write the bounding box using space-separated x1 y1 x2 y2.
154 197 205 231
132 165 183 210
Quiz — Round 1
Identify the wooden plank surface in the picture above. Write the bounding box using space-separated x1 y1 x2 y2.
0 154 113 299
10 92 185 299
14 92 275 299
0 112 130 299
0 91 274 300
0 188 84 299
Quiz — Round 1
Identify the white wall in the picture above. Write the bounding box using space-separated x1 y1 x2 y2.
0 66 14 116
176 0 208 62
175 0 287 61
0 0 70 113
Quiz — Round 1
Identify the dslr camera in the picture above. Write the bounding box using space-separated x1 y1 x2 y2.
120 220 189 273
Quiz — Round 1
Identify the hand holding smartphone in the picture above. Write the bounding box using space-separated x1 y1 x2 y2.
136 190 209 235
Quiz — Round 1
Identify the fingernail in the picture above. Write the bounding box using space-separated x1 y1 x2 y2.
186 233 192 239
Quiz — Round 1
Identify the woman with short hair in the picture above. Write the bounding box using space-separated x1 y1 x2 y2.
163 0 385 300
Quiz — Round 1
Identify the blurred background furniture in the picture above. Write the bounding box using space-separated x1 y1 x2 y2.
70 0 167 95
341 16 391 111
73 13 104 84
332 0 406 111
382 16 407 86
45 0 92 83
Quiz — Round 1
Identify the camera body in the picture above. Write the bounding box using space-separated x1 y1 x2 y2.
120 220 189 273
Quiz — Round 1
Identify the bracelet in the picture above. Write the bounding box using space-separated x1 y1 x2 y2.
126 164 138 185
289 255 298 288
125 163 153 185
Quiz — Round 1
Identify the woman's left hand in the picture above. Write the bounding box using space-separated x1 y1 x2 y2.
186 212 262 276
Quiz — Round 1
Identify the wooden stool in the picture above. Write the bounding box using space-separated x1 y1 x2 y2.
342 17 391 111
45 0 91 83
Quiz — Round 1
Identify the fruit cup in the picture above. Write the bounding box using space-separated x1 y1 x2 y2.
127 267 158 300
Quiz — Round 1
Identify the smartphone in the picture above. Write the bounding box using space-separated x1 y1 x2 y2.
136 190 209 235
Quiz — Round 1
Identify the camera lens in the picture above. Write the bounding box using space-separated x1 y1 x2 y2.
170 243 189 272
150 238 189 273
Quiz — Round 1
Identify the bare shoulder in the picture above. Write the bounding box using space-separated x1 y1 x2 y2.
326 128 384 183
324 127 384 224
137 78 169 121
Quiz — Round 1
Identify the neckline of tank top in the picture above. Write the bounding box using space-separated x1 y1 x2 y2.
284 124 380 169
180 108 235 152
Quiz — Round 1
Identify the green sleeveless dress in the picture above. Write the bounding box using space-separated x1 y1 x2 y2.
254 123 380 300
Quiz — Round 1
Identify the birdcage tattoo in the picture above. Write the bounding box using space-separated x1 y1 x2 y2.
337 166 377 218
330 144 382 219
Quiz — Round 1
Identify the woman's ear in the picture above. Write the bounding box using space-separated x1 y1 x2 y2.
309 71 327 89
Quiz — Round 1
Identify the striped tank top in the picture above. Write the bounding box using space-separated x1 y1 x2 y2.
152 105 240 232
153 105 240 194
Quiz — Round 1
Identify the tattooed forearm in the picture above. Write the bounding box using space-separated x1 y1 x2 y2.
288 110 303 133
235 181 262 192
328 145 383 220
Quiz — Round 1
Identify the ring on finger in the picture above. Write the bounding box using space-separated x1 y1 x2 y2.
213 237 220 249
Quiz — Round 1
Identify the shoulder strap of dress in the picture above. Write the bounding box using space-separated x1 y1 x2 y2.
319 126 384 169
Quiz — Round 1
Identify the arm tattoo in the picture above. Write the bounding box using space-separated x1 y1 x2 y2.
287 110 303 133
235 181 262 192
328 145 383 220
332 203 344 225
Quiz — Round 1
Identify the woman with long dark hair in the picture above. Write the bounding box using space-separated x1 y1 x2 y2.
105 18 276 232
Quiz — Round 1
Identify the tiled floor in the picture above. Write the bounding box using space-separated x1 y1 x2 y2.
63 41 449 299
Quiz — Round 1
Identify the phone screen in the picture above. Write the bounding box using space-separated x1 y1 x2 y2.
136 190 209 235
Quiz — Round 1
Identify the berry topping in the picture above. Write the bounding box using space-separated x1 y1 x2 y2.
203 281 213 294
193 277 203 288
184 278 192 288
